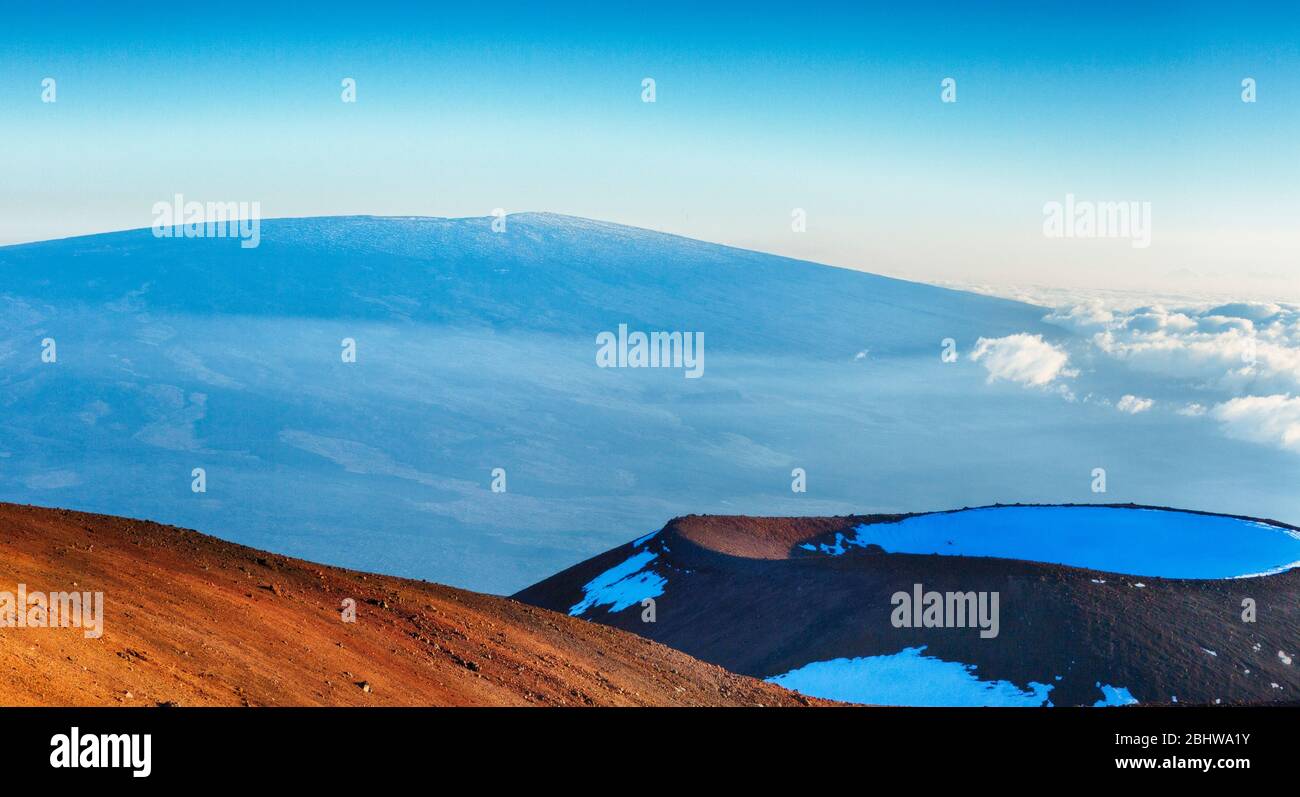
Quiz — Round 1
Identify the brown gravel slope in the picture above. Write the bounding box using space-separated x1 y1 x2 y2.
0 502 821 707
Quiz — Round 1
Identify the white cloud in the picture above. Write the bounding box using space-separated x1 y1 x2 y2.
1032 296 1300 451
1043 300 1114 332
23 470 80 490
134 387 208 451
1048 300 1300 394
689 432 793 468
78 400 111 426
1116 394 1154 414
1211 395 1300 453
970 333 1075 387
279 429 444 487
1125 309 1198 333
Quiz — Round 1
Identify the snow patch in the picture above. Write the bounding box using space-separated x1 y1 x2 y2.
1094 683 1139 707
822 505 1300 579
568 550 666 616
765 646 1055 707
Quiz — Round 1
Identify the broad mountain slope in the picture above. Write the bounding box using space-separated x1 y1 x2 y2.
0 502 822 706
0 213 1043 352
3 213 1298 595
516 506 1300 706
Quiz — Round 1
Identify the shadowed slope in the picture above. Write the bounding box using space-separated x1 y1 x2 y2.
517 507 1300 706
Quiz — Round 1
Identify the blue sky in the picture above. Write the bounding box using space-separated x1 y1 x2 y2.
2 1 1297 296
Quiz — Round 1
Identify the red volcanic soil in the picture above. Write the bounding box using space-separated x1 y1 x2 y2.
517 511 1300 706
0 503 824 707
669 515 882 559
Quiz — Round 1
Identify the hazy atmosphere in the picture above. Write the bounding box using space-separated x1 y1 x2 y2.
2 1 1297 298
